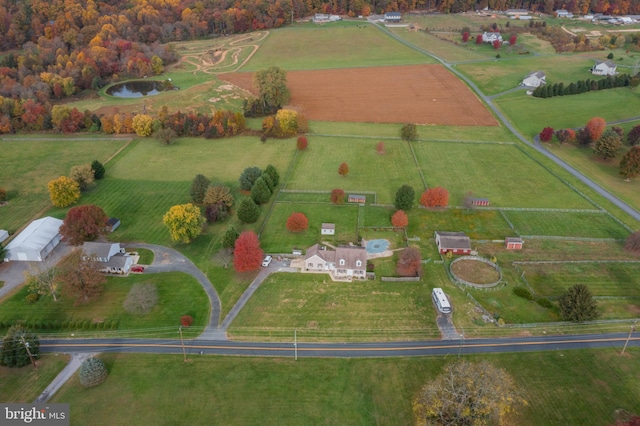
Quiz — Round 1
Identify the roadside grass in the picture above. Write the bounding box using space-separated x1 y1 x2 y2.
286 137 425 204
0 272 209 337
0 138 129 234
521 262 640 298
260 203 359 253
227 272 441 341
503 210 630 239
456 52 605 95
242 25 432 71
0 354 69 403
407 208 513 240
494 87 640 138
412 142 592 209
50 349 640 426
546 142 640 213
468 284 561 324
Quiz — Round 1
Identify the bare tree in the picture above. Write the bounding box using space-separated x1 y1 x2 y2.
123 283 158 315
214 248 233 269
25 264 59 302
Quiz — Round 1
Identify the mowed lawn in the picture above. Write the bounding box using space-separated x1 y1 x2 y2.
0 137 129 233
0 354 69 403
286 137 425 204
50 349 640 425
503 210 631 239
408 208 513 240
243 24 432 71
412 142 594 208
0 272 209 336
260 203 359 253
228 272 440 341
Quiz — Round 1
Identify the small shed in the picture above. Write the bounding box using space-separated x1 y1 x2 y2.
107 218 121 232
0 229 8 244
321 223 335 235
348 194 366 204
505 237 524 250
470 198 490 207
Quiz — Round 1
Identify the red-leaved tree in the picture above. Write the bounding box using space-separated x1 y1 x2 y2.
462 31 470 42
180 315 193 327
539 127 554 142
376 141 385 154
493 39 501 50
391 210 409 228
59 204 109 246
338 162 349 177
509 34 517 45
233 231 264 273
586 117 606 141
476 34 483 44
297 136 308 150
397 247 422 277
286 212 309 232
331 189 345 204
420 187 449 208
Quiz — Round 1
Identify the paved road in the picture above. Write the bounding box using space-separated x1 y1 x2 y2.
39 333 639 358
374 23 640 223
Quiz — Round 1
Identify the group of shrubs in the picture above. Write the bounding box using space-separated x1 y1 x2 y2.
513 286 553 309
0 319 119 331
532 74 635 98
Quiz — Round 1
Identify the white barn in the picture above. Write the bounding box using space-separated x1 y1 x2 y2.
522 71 546 88
3 217 63 262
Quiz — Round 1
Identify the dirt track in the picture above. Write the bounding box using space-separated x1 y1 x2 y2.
220 64 498 126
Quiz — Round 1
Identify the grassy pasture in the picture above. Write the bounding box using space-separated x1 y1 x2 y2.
286 137 425 204
407 208 513 240
546 143 640 214
468 284 561 324
476 239 635 262
260 203 359 253
390 27 490 62
227 272 441 341
412 142 593 208
242 25 432 71
0 354 69 403
494 87 640 138
503 210 630 239
521 262 640 298
50 349 640 425
0 137 129 234
0 272 209 336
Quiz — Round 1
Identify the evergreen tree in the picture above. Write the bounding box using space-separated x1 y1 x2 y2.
251 177 272 204
394 184 415 211
1 325 39 368
190 174 210 204
91 160 105 180
222 226 240 249
239 167 262 191
237 197 260 223
559 284 599 322
264 164 280 188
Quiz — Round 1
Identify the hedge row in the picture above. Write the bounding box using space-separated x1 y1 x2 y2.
0 319 119 331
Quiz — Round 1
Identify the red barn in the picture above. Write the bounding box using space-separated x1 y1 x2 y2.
434 231 472 255
505 237 524 250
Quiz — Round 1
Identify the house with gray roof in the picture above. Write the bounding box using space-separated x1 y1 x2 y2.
591 60 617 76
82 242 133 274
304 244 366 280
3 217 63 262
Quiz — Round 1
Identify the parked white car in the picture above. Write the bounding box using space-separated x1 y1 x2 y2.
262 255 273 267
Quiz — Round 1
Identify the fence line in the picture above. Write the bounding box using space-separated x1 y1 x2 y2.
520 235 622 242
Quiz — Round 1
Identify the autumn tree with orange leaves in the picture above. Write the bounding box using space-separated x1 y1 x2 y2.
391 210 408 228
420 187 449 208
286 212 309 232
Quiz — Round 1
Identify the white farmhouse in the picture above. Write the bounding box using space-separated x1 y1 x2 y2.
482 32 503 44
521 71 546 88
591 60 617 76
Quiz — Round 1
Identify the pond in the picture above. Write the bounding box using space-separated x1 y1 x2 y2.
106 80 176 98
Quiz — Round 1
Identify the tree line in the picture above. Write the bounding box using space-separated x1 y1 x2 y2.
532 74 636 98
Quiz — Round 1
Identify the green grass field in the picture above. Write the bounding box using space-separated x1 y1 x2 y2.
0 272 209 337
242 24 432 71
503 210 630 238
286 136 425 204
412 142 593 208
49 349 640 425
0 354 69 403
0 137 130 233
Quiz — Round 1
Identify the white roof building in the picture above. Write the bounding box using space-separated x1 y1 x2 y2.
522 71 546 88
4 217 63 262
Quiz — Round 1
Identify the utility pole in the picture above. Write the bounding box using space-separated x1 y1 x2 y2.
458 333 464 358
621 321 637 355
179 326 187 362
20 335 37 369
294 329 298 361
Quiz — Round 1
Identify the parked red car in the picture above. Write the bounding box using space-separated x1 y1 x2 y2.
131 265 145 273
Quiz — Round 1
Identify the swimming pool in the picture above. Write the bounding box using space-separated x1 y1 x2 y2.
366 239 390 254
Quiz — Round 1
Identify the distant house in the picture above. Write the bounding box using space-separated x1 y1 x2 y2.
82 242 134 274
591 60 617 76
505 9 529 17
3 217 63 262
304 244 367 280
505 237 524 250
321 223 335 235
313 13 341 23
384 12 402 22
522 71 546 88
348 194 366 204
482 32 503 44
556 9 574 18
107 218 121 232
434 231 472 255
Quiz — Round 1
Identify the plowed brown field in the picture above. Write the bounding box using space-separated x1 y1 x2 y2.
220 64 498 126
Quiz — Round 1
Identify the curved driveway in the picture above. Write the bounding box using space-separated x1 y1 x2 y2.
375 24 640 223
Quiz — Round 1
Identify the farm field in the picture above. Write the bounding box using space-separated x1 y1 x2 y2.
241 24 433 71
412 142 594 208
221 65 498 125
50 350 640 425
0 137 130 234
503 210 630 238
228 272 441 341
